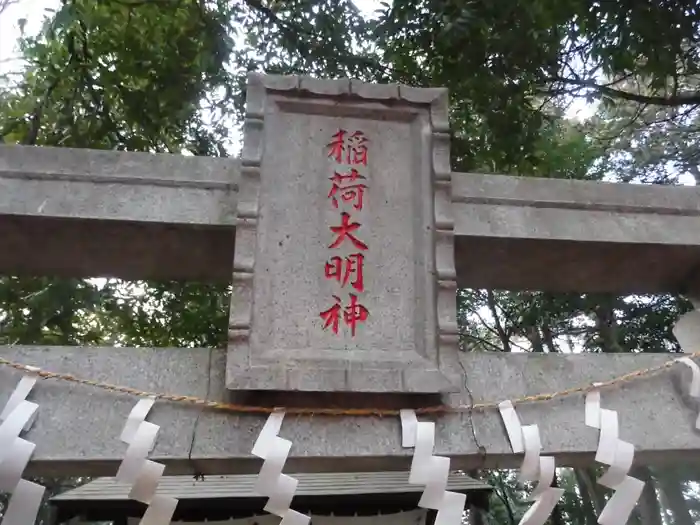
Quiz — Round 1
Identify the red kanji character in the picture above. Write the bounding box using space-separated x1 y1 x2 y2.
327 129 347 164
347 131 368 165
320 295 342 334
328 183 367 210
329 212 368 251
344 293 369 336
329 168 365 185
325 253 365 292
326 130 369 165
328 169 367 210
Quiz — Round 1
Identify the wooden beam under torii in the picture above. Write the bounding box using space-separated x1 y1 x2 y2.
1 74 700 477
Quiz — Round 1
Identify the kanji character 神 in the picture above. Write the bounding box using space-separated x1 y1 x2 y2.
328 212 368 251
325 253 365 292
326 129 369 165
319 294 369 336
320 295 343 335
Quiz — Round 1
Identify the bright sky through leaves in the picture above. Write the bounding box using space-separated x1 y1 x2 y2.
0 0 596 119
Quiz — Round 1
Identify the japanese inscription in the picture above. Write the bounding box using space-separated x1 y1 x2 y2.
320 129 370 337
327 129 368 165
227 75 457 393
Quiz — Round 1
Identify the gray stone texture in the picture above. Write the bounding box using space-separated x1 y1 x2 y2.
1 345 696 477
0 145 238 281
3 75 700 474
6 137 700 290
453 173 700 292
226 75 458 393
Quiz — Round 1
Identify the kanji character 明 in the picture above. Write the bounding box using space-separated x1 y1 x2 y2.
325 253 365 292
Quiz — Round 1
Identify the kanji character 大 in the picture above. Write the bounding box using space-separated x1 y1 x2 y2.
328 212 368 251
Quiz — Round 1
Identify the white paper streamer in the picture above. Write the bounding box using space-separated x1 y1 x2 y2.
594 409 619 465
0 437 35 492
0 376 45 525
672 304 700 427
140 494 181 525
597 476 645 525
518 425 541 482
400 411 466 525
117 397 178 525
121 397 157 445
528 456 555 501
675 357 700 429
252 411 310 525
433 491 466 525
498 400 524 453
586 388 643 524
400 409 418 448
584 386 602 429
672 309 700 357
496 402 562 525
677 357 700 396
519 488 565 525
0 375 38 427
117 421 159 485
2 478 45 525
0 400 38 462
598 441 634 489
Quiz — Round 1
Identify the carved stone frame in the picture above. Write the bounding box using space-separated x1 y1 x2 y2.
226 73 459 393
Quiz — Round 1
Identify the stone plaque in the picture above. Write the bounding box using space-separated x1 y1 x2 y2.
226 74 459 393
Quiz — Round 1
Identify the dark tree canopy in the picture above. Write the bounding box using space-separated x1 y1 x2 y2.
1 0 700 523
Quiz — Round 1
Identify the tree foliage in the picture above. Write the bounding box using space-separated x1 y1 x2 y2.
2 0 700 523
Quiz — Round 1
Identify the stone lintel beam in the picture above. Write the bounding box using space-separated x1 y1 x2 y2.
452 172 700 293
1 345 694 477
6 145 700 292
0 145 239 281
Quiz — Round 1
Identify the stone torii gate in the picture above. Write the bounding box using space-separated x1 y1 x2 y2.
1 74 700 480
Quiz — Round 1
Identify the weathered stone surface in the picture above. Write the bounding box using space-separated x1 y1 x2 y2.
0 217 235 282
1 345 697 476
0 145 238 223
0 145 238 280
7 137 700 290
226 75 458 393
453 172 700 293
5 76 700 480
299 76 351 96
350 80 400 100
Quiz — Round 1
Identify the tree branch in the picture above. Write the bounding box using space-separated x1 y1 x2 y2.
550 76 700 107
0 0 17 16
